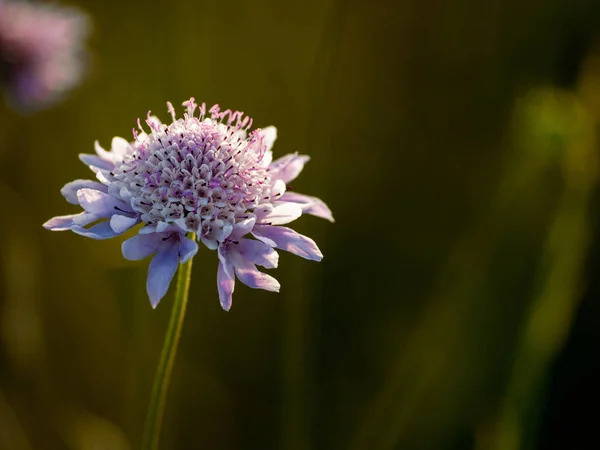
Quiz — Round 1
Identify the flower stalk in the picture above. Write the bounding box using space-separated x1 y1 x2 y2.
142 235 195 450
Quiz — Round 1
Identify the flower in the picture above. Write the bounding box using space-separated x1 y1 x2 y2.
0 0 89 111
44 98 333 310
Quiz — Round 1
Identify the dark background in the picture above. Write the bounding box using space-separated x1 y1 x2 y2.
1 0 600 449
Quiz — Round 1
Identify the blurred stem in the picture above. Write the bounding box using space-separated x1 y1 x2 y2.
487 93 598 450
489 180 593 450
142 234 195 450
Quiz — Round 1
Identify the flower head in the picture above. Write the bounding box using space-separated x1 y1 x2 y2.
44 98 333 310
0 0 90 111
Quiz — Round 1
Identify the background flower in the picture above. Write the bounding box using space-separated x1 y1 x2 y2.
0 0 90 111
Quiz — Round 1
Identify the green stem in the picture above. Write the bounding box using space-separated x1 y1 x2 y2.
142 236 195 450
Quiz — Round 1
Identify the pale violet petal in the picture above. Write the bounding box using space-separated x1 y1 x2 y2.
252 225 323 261
230 217 256 240
155 219 188 234
237 239 279 269
86 165 104 174
218 246 234 278
72 213 99 226
71 221 121 240
260 126 277 166
271 179 286 198
94 140 113 161
217 261 235 311
141 221 186 236
77 188 132 217
79 153 114 170
200 236 218 250
110 214 139 233
119 186 133 202
262 150 273 168
122 233 162 260
269 153 293 169
173 218 188 232
139 225 158 234
269 153 310 183
220 223 234 241
258 203 302 225
95 170 112 186
231 254 280 292
111 136 131 157
147 240 180 308
179 237 198 263
43 212 97 230
280 192 334 222
262 126 277 152
61 180 107 204
156 221 170 233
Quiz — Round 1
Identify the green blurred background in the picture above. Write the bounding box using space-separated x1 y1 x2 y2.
2 0 600 449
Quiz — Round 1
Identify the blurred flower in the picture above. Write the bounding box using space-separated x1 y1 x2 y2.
44 99 333 310
0 0 89 111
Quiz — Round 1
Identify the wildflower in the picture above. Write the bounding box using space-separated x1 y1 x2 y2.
44 99 333 310
0 0 89 111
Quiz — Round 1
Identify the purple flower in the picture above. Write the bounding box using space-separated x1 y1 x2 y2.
44 99 333 310
0 0 89 111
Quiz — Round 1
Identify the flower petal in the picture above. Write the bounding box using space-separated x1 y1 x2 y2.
179 236 198 263
71 221 121 240
237 239 279 269
232 255 280 292
43 212 98 230
111 136 131 158
138 225 158 235
200 236 218 250
252 225 323 261
258 203 302 225
269 153 310 183
139 222 186 235
94 140 114 161
230 217 257 240
260 126 277 167
122 233 162 260
61 179 108 204
95 170 112 186
262 126 277 152
147 239 180 308
79 153 114 170
110 214 139 233
280 192 334 222
156 218 187 233
217 261 235 311
271 179 286 198
218 246 235 278
77 188 132 217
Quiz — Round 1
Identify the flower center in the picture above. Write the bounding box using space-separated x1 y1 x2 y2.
107 100 281 246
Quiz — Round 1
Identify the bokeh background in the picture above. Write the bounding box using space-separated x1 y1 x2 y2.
2 0 600 449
